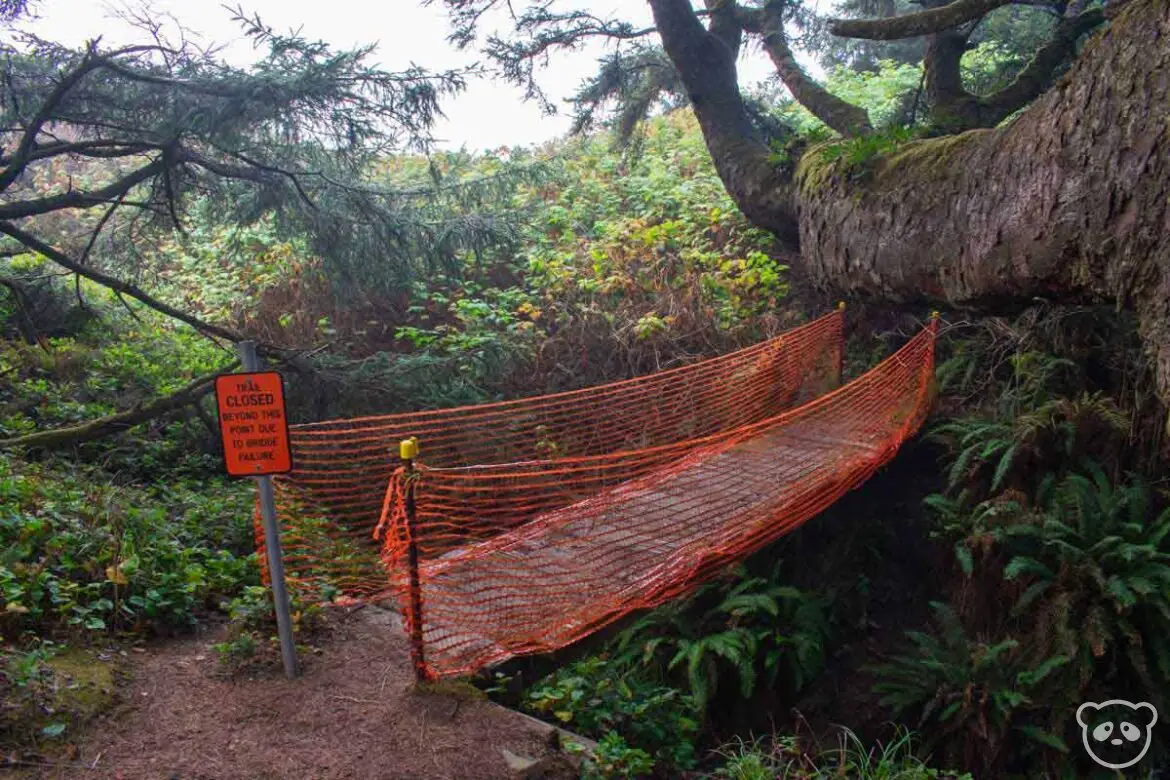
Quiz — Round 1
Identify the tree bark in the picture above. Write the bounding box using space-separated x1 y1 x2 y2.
653 0 1170 421
0 367 233 450
648 0 801 244
828 0 1012 40
793 0 1170 406
738 4 873 137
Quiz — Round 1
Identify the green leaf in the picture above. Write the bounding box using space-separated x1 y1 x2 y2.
1003 557 1053 581
991 441 1020 491
1012 581 1051 616
1016 725 1068 753
41 722 66 737
1106 577 1137 609
940 700 962 721
955 543 974 577
1017 655 1068 687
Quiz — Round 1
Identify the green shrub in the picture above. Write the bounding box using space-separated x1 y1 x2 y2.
524 655 700 772
212 585 327 674
579 732 655 780
998 465 1170 700
0 455 257 638
710 729 972 779
927 462 1170 706
931 393 1128 499
871 602 1070 773
609 563 830 710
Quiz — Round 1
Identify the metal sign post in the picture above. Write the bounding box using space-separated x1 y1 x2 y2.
230 341 299 679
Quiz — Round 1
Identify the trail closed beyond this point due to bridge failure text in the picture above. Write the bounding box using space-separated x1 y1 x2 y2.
214 371 293 476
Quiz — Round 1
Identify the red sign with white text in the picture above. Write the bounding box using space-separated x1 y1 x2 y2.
214 371 292 476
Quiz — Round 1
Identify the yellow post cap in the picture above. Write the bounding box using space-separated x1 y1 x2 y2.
399 437 419 460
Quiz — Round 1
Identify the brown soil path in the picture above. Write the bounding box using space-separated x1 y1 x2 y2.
21 608 569 780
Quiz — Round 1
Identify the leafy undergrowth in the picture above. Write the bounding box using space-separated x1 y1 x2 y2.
210 585 332 677
0 452 258 750
0 454 257 639
711 728 971 780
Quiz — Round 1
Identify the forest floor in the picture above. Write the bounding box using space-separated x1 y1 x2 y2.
10 607 577 780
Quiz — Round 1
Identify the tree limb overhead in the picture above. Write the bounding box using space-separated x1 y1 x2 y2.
829 0 1013 40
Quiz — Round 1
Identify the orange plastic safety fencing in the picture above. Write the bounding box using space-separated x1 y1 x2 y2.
265 310 844 600
375 318 938 679
262 308 938 681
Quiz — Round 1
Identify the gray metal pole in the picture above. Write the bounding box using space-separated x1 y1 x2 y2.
237 340 299 679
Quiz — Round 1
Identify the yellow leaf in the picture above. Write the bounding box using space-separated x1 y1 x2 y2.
105 565 128 585
5 603 29 614
554 711 573 723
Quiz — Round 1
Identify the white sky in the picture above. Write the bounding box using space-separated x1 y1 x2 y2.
16 0 822 152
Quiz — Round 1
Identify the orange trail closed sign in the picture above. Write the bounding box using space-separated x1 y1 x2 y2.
214 371 292 476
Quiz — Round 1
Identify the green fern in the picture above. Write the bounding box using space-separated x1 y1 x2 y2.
931 393 1129 497
998 466 1170 701
609 564 829 712
871 602 1070 773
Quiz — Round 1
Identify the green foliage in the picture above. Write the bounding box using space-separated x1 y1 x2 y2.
932 393 1128 497
818 126 920 170
288 110 797 416
917 311 1170 774
771 40 1022 140
995 466 1170 699
136 205 309 326
212 584 327 674
773 60 924 134
524 656 699 772
609 563 829 712
579 732 655 780
0 453 257 638
871 602 1070 772
711 729 972 779
0 253 230 475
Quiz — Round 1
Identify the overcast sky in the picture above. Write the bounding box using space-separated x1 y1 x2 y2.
17 0 820 152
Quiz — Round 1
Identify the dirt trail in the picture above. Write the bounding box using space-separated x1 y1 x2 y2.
21 608 569 780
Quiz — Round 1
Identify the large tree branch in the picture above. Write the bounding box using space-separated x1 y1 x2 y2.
0 45 105 193
738 3 873 137
924 6 1106 131
793 0 1170 414
0 43 168 193
705 0 743 60
0 157 165 220
647 0 800 243
829 0 1012 40
976 7 1105 123
0 140 157 167
0 221 252 345
923 30 973 128
0 367 233 450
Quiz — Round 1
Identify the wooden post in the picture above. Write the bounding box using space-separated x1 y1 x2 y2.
400 437 427 681
238 341 299 679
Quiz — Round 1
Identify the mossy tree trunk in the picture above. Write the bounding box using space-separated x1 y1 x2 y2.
650 0 1170 419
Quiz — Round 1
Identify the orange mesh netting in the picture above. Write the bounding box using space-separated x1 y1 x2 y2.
265 309 938 680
